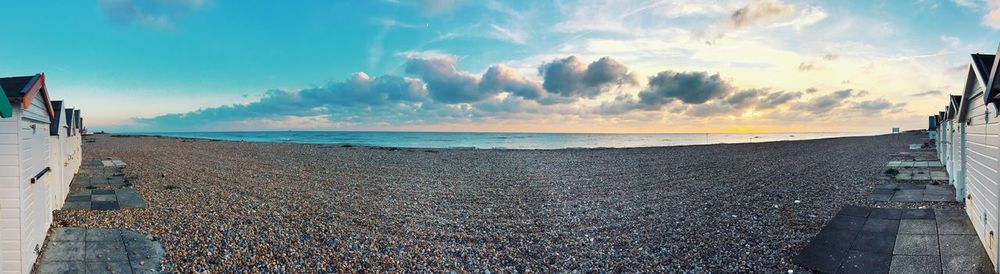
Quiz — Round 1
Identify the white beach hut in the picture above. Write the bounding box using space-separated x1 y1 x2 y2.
61 108 78 185
940 109 949 165
929 115 939 142
46 101 69 210
947 95 963 189
956 52 1000 267
0 73 57 274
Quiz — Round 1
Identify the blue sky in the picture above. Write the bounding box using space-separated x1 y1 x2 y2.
3 0 1000 133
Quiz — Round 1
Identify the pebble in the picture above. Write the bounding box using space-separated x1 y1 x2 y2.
52 132 926 272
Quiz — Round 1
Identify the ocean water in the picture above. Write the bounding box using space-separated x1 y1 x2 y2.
125 131 884 149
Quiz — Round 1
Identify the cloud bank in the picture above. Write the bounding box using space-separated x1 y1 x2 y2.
131 53 903 131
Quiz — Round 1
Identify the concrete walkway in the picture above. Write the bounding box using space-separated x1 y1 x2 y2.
35 228 165 274
62 158 146 210
795 206 993 273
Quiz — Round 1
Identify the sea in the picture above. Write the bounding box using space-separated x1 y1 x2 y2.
124 131 884 150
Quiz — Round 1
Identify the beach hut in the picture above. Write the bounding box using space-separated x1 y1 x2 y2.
71 110 81 173
63 108 76 182
940 109 949 164
0 73 57 274
948 95 963 189
46 101 68 210
929 115 938 142
956 52 1000 267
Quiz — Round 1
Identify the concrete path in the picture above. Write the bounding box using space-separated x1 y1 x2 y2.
868 183 957 202
795 206 994 273
62 158 146 210
35 228 165 274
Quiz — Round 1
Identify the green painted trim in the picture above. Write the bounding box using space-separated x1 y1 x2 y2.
0 86 11 118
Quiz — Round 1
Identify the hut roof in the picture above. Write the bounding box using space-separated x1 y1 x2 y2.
0 73 55 119
49 101 63 136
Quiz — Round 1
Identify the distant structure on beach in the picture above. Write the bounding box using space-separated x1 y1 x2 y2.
0 73 83 274
928 115 938 141
931 49 1000 270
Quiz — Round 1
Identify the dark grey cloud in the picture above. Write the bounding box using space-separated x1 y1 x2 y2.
722 89 803 110
723 89 765 108
795 89 854 114
911 90 943 97
480 64 545 99
758 91 802 109
805 87 819 93
854 98 893 112
539 56 637 99
798 62 816 71
405 57 485 103
637 71 733 107
98 0 208 28
730 0 794 28
823 53 839 60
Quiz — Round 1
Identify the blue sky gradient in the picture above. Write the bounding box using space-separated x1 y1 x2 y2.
3 0 999 133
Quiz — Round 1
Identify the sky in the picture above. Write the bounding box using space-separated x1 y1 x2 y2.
2 0 999 133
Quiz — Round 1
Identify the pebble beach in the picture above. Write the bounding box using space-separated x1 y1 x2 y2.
52 132 921 272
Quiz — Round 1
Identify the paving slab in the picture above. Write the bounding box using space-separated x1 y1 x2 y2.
935 209 967 220
116 189 147 208
938 235 996 274
35 261 88 274
839 205 872 218
889 255 941 274
863 219 900 234
899 219 938 235
851 232 897 254
868 194 892 202
39 228 165 274
827 215 867 231
871 208 904 220
795 243 847 273
85 241 128 261
894 234 939 256
50 227 86 242
838 250 891 274
938 217 976 235
811 229 858 250
902 209 935 220
86 261 133 274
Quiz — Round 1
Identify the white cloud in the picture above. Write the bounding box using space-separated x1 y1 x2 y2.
940 35 961 48
770 6 828 31
489 24 527 44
